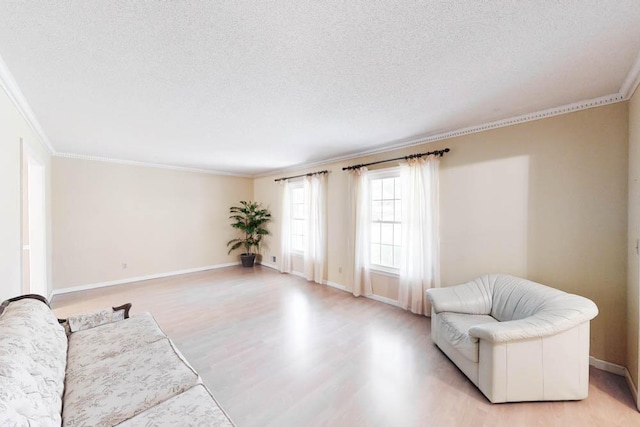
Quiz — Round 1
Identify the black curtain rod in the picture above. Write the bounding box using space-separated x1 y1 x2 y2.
274 170 329 182
342 148 450 171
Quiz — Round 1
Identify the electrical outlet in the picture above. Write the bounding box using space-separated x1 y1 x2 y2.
271 256 276 262
122 263 127 269
338 267 342 273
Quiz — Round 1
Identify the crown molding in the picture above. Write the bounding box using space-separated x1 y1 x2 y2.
0 53 55 155
254 92 626 178
54 152 253 178
2 45 634 179
621 49 640 99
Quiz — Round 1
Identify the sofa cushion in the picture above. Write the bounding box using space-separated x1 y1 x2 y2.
119 384 234 427
62 338 200 427
0 299 67 426
439 313 497 362
66 312 167 376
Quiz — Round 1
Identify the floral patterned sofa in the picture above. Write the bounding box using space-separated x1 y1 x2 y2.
0 295 235 426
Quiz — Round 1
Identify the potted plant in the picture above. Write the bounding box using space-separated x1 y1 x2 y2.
227 201 272 267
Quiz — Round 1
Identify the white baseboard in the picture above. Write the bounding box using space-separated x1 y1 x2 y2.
323 279 399 307
290 270 306 279
324 280 347 291
257 261 278 271
50 262 240 297
625 368 639 407
589 356 638 405
589 356 627 376
366 293 400 307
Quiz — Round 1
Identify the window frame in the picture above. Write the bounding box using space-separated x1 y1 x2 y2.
368 167 401 276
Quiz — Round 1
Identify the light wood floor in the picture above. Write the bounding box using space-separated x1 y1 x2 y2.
51 266 640 427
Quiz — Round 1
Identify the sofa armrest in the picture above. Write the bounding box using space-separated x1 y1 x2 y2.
0 294 50 317
469 302 599 343
426 282 492 315
62 303 132 333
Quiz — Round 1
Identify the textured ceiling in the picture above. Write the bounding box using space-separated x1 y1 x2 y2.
0 1 639 175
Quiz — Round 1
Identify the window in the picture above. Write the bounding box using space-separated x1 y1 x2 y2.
370 170 401 270
290 183 305 252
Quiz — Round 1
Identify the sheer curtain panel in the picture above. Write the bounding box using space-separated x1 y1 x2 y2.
303 174 327 283
398 156 440 315
347 167 372 297
279 181 292 273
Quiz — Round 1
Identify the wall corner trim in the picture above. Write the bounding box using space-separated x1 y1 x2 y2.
254 92 626 179
50 262 240 297
54 152 253 178
0 53 55 155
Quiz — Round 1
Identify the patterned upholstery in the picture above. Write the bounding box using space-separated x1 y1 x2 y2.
63 338 200 427
66 313 167 376
119 384 234 427
0 299 67 426
0 297 235 427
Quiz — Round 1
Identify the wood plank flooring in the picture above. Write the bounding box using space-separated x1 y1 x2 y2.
51 266 640 427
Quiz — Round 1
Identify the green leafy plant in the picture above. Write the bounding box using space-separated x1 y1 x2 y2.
226 201 272 255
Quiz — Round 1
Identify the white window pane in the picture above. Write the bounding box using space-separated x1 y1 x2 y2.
393 246 401 268
371 244 381 265
383 178 395 199
381 223 393 245
395 178 401 199
372 201 382 221
381 245 393 267
295 204 304 219
292 236 301 251
394 224 402 246
394 200 402 222
372 179 382 201
382 201 394 221
371 223 381 244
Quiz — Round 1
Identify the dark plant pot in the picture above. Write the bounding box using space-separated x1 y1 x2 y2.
240 253 256 268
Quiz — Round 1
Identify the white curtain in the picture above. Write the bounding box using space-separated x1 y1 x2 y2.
303 174 327 283
279 181 292 273
347 167 372 297
398 156 440 315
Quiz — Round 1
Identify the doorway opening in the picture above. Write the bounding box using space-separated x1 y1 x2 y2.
21 140 47 297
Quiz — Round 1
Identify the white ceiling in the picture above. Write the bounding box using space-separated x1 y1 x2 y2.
1 1 639 176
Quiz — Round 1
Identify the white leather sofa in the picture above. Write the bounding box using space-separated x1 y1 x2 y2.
0 295 235 426
425 274 599 403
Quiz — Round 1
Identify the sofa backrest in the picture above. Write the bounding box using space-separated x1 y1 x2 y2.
487 275 565 321
470 274 596 323
0 297 67 426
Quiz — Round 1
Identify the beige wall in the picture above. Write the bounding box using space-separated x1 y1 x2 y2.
255 102 629 365
628 86 640 391
0 86 52 301
52 158 253 289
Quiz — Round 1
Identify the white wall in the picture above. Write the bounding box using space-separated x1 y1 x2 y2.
0 85 52 301
255 102 629 365
52 158 253 290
